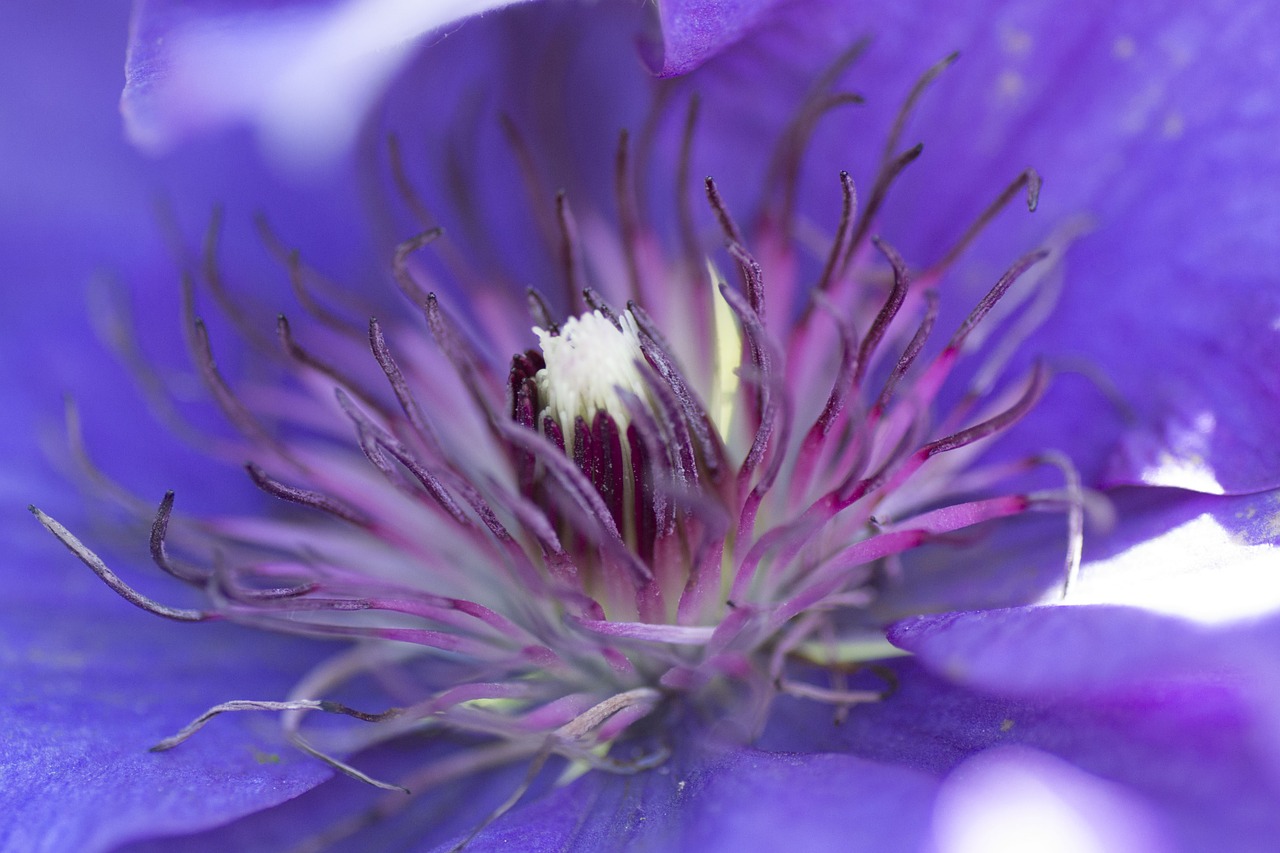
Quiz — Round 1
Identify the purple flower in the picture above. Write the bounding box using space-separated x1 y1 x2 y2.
6 1 1280 851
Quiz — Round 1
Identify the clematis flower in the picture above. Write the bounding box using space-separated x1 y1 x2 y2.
6 1 1280 852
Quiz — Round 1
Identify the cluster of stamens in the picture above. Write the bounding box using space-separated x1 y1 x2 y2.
32 46 1090 847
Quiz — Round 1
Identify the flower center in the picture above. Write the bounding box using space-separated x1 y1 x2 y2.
534 310 650 434
31 42 1089 836
510 308 679 574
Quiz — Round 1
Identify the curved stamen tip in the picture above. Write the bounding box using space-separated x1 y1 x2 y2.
1024 168 1043 212
30 504 212 623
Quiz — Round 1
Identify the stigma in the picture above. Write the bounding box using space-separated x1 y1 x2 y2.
533 309 650 434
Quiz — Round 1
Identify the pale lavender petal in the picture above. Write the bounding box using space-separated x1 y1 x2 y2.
123 0 534 168
640 0 785 76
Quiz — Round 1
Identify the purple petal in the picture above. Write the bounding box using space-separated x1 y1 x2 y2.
1064 488 1280 624
874 487 1280 626
118 738 537 852
124 724 939 852
930 747 1171 852
831 0 1280 494
887 605 1236 702
641 0 784 76
618 0 1280 494
760 658 1280 851
1 538 333 850
460 746 939 852
123 0 534 167
889 601 1280 815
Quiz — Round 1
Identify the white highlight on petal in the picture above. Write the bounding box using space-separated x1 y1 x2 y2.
931 748 1169 853
1059 501 1280 625
535 310 649 435
153 0 528 171
1133 410 1224 494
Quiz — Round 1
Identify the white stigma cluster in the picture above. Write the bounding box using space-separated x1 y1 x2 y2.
534 310 649 435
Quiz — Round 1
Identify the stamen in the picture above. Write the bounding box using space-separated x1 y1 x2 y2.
255 214 368 343
704 175 745 247
245 462 373 528
276 314 387 417
150 699 401 752
525 286 559 334
30 506 213 622
770 92 864 237
182 275 289 459
763 35 869 238
929 168 1042 276
853 237 911 388
844 142 923 264
555 191 585 312
87 276 211 451
676 92 704 273
805 292 860 438
777 678 883 706
391 228 444 305
946 249 1050 353
368 317 444 453
333 388 473 528
613 128 644 301
386 132 438 228
922 361 1050 459
815 170 858 293
200 206 274 354
881 52 960 165
498 113 559 256
581 287 621 326
1036 451 1085 597
716 278 786 507
291 741 540 853
424 293 502 420
148 491 206 584
871 290 939 418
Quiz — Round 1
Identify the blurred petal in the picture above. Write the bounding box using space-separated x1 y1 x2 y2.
931 742 1172 850
930 748 1171 853
123 0 533 169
